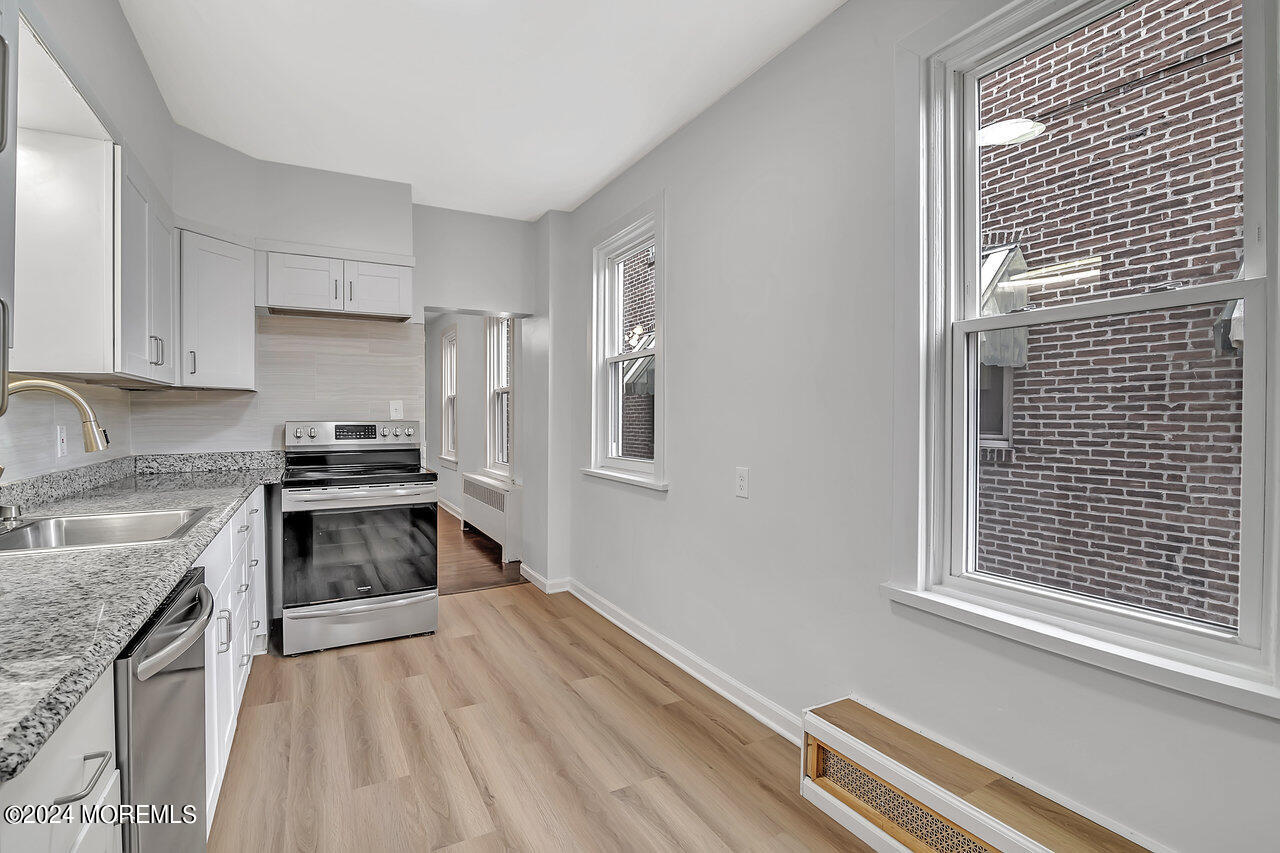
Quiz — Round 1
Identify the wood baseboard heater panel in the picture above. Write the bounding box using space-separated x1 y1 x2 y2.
802 700 1151 853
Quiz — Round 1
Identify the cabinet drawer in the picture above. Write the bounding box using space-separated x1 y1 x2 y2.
195 521 233 597
0 671 116 852
230 500 251 558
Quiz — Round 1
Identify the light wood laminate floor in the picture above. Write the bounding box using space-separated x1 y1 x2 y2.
209 584 863 851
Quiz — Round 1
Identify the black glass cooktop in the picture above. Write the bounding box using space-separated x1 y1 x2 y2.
282 448 438 489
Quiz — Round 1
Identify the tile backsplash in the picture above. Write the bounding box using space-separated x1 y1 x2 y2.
130 313 425 453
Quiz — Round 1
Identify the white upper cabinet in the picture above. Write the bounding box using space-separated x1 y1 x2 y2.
268 251 413 319
266 252 343 313
147 212 178 385
117 172 152 381
343 260 413 317
180 231 255 390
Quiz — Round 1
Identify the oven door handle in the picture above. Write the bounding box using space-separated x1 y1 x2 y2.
284 592 438 620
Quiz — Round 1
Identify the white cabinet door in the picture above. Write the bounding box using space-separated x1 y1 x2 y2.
146 213 177 385
343 260 413 317
204 566 236 826
180 232 255 390
117 173 152 380
268 252 343 312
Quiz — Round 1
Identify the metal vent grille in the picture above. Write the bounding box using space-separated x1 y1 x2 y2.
815 741 996 853
463 479 505 512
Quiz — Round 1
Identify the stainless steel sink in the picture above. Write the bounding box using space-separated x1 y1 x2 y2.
0 508 212 554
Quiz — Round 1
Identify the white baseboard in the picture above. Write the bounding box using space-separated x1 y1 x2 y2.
438 497 463 520
565 579 803 744
520 562 570 593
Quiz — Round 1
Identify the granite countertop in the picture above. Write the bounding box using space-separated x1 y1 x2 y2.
0 467 283 782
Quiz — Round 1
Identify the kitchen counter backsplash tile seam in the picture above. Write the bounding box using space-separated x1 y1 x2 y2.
0 450 287 509
0 466 283 782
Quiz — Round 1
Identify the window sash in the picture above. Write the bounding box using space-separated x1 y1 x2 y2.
485 317 514 477
920 0 1277 682
441 329 458 460
591 202 664 483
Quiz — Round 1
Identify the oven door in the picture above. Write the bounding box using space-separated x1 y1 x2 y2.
281 484 438 609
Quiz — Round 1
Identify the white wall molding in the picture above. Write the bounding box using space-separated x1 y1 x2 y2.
566 579 803 744
519 562 570 594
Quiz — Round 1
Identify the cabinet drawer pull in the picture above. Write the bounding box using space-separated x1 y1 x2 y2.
249 559 259 567
217 609 232 652
237 524 250 533
240 653 251 668
238 583 250 594
251 619 261 630
249 508 260 515
188 350 197 375
52 750 112 805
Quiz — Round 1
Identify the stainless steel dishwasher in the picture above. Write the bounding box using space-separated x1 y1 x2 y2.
115 567 212 852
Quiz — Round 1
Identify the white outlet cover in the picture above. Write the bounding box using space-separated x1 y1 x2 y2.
390 400 404 419
735 466 750 498
56 425 68 458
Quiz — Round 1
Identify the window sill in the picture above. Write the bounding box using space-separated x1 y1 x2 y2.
465 470 515 492
581 467 669 492
437 456 458 471
883 583 1280 719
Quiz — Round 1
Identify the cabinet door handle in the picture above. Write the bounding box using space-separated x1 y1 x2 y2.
52 751 112 805
188 350 197 375
217 609 232 652
251 619 261 630
334 278 339 301
158 337 165 366
347 280 353 302
249 508 260 515
237 524 250 533
238 583 250 594
240 653 251 668
249 559 259 567
148 335 159 365
0 297 10 416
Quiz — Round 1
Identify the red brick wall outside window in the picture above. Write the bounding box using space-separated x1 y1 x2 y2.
975 0 1245 627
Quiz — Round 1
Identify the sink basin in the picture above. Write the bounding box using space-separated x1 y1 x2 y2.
0 508 212 554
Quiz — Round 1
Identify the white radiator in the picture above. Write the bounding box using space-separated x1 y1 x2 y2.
460 473 522 563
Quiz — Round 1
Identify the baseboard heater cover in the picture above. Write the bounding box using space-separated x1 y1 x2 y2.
803 713 1055 853
808 735 996 853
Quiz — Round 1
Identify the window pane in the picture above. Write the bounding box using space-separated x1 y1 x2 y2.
497 390 510 465
978 0 1244 312
618 243 656 353
612 355 655 460
974 300 1244 629
500 318 513 388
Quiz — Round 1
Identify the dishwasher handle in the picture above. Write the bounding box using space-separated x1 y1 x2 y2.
135 584 214 681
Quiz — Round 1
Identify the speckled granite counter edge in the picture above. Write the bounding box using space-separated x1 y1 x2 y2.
0 465 283 781
0 457 136 511
135 450 286 474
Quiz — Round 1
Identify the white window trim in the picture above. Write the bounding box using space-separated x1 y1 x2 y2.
586 196 667 490
885 0 1280 717
440 325 458 466
484 316 515 481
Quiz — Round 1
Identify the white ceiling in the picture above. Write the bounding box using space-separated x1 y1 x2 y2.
118 0 844 221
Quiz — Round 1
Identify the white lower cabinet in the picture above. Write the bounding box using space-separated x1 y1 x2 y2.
0 670 121 853
199 485 266 832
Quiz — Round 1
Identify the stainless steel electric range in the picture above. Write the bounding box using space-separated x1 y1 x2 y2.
278 420 438 655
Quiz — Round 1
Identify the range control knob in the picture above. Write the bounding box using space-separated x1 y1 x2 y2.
293 427 302 439
381 427 390 436
405 427 415 437
308 427 317 439
393 427 402 437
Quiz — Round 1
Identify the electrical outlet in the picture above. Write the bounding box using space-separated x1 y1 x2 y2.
56 425 68 458
390 400 404 419
735 466 750 498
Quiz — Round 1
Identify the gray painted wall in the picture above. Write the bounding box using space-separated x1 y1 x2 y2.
537 1 1280 850
413 205 536 316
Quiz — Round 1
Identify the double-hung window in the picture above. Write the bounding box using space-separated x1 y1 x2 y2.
892 0 1280 715
485 316 514 478
440 326 458 465
587 201 666 489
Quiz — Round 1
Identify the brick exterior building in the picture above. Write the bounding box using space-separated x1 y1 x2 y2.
619 245 657 459
975 0 1245 626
